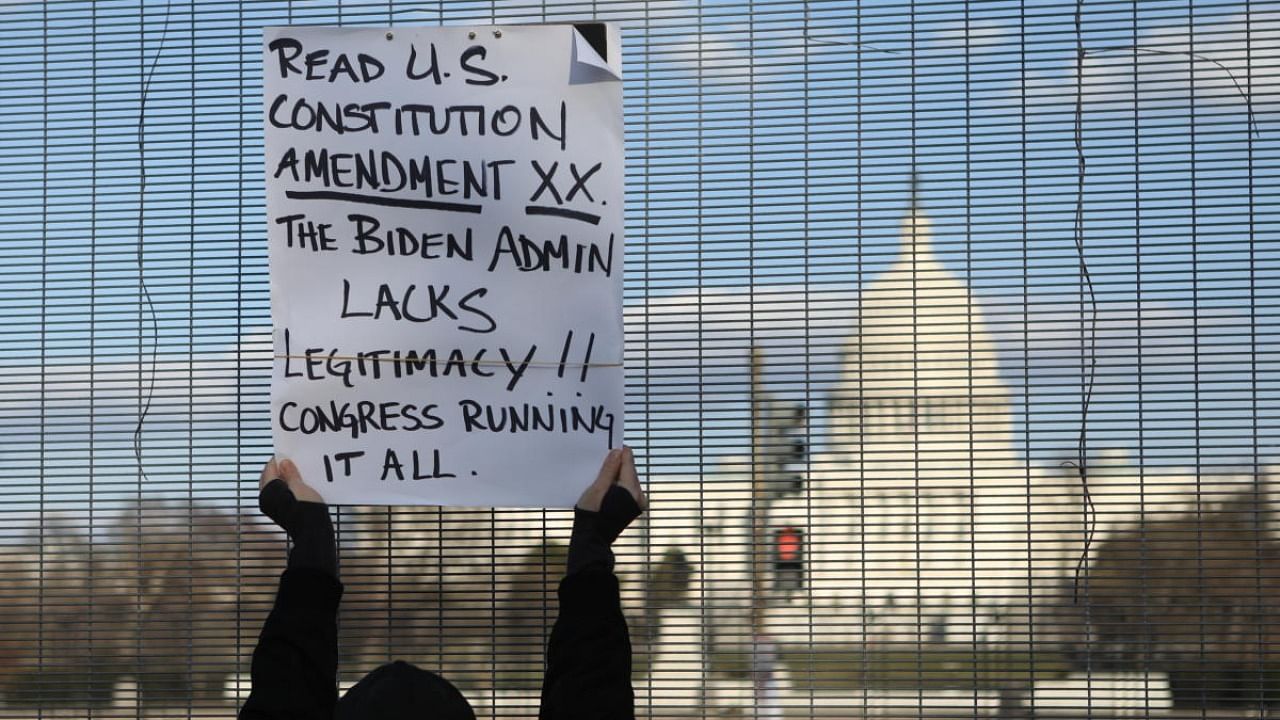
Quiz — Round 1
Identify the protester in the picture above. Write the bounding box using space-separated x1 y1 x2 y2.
240 447 645 720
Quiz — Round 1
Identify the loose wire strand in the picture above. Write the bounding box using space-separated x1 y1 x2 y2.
1070 0 1099 607
133 0 173 480
1083 44 1261 139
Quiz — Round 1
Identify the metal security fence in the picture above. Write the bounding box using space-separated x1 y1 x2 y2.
0 0 1277 717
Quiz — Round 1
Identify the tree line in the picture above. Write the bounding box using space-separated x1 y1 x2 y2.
0 502 692 707
1040 492 1280 708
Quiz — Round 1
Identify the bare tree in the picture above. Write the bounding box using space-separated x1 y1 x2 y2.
1080 491 1280 707
493 541 566 688
635 546 693 648
0 518 130 705
105 499 283 702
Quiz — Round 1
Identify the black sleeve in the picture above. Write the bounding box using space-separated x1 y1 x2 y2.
540 484 641 719
538 568 635 720
240 479 343 720
257 478 338 577
239 567 344 720
566 485 641 576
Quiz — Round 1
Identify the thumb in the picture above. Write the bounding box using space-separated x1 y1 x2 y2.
578 448 624 512
279 458 303 485
259 457 280 491
617 447 645 510
279 458 325 504
592 447 624 489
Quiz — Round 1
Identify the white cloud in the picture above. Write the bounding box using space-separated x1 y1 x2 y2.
929 20 1010 51
651 33 757 81
0 329 274 490
622 280 1264 400
0 329 271 415
624 284 859 381
984 297 1251 355
1025 9 1280 124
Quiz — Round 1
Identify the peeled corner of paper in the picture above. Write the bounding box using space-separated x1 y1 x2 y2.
571 23 621 83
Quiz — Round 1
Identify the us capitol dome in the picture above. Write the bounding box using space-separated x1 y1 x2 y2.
774 195 1079 644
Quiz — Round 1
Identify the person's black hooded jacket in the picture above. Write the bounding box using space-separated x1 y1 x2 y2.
239 479 638 720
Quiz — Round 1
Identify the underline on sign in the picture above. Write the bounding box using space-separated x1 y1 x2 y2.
524 205 602 225
285 190 484 214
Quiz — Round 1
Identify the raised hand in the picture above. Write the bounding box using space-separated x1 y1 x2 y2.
577 446 646 513
259 456 324 505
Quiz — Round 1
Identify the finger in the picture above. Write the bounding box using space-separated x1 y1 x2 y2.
617 447 638 487
279 458 303 486
279 458 326 504
259 457 280 490
593 447 624 489
617 447 646 508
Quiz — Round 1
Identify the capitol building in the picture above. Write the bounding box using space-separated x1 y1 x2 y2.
635 195 1276 652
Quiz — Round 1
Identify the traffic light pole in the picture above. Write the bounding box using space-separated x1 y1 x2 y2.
750 346 769 635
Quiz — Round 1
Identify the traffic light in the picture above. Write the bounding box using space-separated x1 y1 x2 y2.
770 403 807 497
774 526 804 591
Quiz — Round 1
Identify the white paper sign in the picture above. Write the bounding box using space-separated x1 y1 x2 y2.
264 25 623 507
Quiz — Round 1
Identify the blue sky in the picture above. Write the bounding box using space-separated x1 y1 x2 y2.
0 0 1277 526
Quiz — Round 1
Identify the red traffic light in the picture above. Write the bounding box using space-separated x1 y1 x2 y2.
776 527 803 563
